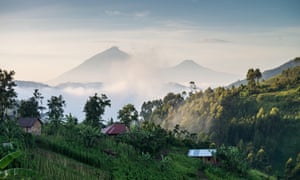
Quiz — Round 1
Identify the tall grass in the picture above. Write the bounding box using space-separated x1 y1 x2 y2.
35 136 113 171
31 135 202 179
20 148 110 180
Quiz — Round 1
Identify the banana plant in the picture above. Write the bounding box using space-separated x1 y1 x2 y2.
0 151 37 179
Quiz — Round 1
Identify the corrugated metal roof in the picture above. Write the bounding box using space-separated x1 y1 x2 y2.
101 123 129 135
187 149 216 157
18 118 41 128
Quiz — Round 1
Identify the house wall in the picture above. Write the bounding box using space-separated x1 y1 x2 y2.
201 157 217 164
27 121 42 135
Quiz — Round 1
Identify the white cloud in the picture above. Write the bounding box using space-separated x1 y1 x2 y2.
104 10 121 16
61 87 100 96
134 11 149 17
104 9 149 18
1 23 299 82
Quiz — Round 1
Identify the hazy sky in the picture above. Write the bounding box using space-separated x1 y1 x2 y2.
1 0 300 82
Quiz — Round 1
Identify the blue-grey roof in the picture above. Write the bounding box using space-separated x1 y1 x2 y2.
18 118 41 128
187 149 216 157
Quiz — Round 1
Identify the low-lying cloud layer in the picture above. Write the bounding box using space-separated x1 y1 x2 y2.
15 54 191 122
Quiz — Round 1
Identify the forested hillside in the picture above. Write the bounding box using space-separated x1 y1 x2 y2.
141 66 300 173
0 66 299 179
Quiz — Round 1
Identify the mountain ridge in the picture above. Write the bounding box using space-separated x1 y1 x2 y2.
49 46 129 85
229 57 300 87
49 47 241 88
76 46 129 68
162 59 238 87
16 80 50 89
263 57 300 79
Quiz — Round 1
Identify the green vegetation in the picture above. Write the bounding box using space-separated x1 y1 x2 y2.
144 66 300 177
118 103 138 127
0 69 17 121
83 93 111 128
18 89 44 118
0 65 299 179
21 130 202 179
20 148 109 180
46 95 66 134
0 151 37 179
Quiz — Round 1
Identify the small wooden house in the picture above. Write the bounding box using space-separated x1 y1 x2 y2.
18 118 42 135
101 123 129 135
188 149 217 164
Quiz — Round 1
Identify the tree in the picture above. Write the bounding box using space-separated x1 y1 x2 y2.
33 89 45 116
18 97 39 118
247 68 256 89
255 148 268 169
256 107 265 119
18 89 45 118
140 101 153 121
121 121 170 155
254 68 262 85
270 107 279 116
118 104 138 127
0 69 17 121
1 118 23 142
291 153 300 179
172 124 181 138
140 99 163 123
163 92 184 109
285 157 294 179
247 68 262 89
189 81 197 94
83 93 111 128
65 113 78 127
47 95 65 128
78 125 101 148
217 145 249 176
60 113 79 142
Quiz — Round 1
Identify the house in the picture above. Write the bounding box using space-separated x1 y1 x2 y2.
101 123 129 135
18 118 42 135
187 149 217 164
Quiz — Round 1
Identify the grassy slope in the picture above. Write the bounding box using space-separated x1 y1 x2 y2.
21 136 203 179
20 148 110 180
20 146 273 180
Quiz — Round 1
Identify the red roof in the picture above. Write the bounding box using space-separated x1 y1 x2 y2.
101 123 129 135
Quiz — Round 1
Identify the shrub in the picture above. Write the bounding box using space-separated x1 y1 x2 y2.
217 145 249 176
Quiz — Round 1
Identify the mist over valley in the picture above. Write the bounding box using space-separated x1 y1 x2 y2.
15 47 299 122
15 47 242 121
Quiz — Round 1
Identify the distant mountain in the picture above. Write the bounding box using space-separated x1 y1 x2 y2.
49 46 129 84
15 80 104 90
162 60 238 88
55 82 103 89
262 57 300 79
15 80 50 88
229 57 300 87
50 46 240 88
